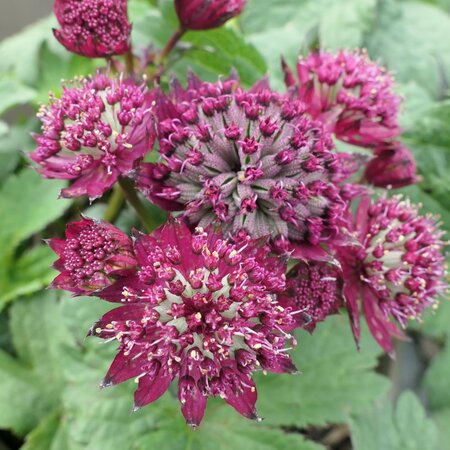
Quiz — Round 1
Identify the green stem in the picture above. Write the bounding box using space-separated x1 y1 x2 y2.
158 28 186 62
118 177 157 232
125 49 135 76
103 184 125 223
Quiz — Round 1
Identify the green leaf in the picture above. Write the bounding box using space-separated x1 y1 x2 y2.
255 316 389 427
0 170 69 254
129 1 266 87
0 16 58 86
431 408 450 450
318 0 376 50
21 412 71 450
423 336 450 412
365 0 450 98
0 170 71 308
242 0 376 89
0 245 57 306
0 292 69 436
349 391 438 450
0 78 37 116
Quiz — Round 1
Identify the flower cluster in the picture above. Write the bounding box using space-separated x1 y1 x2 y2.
137 81 347 247
48 217 136 295
53 0 131 57
278 261 342 332
34 0 447 428
283 49 402 148
86 219 297 426
336 196 446 354
30 73 154 200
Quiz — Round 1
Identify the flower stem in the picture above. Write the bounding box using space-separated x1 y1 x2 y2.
158 28 186 62
103 184 125 223
125 49 135 75
118 177 157 232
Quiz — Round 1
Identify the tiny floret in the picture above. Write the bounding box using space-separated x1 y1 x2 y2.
278 262 342 332
364 142 418 189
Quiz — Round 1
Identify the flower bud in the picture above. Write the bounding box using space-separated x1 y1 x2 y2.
364 143 418 189
53 0 131 58
174 0 246 31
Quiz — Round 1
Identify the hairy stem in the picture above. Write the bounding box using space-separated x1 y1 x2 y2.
118 177 157 232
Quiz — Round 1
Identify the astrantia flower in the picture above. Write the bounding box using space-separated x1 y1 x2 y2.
337 196 447 354
137 83 347 247
90 218 298 426
283 49 402 147
53 0 131 57
30 73 154 200
278 261 342 332
175 0 246 31
364 142 418 189
48 217 136 295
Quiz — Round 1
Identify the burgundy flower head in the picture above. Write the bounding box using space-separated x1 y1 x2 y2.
337 196 447 354
137 81 347 247
283 49 402 147
365 142 418 189
30 73 155 200
53 0 131 57
48 217 136 295
278 261 342 332
90 218 298 426
175 0 246 31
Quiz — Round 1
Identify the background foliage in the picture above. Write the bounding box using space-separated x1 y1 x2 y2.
0 0 449 449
